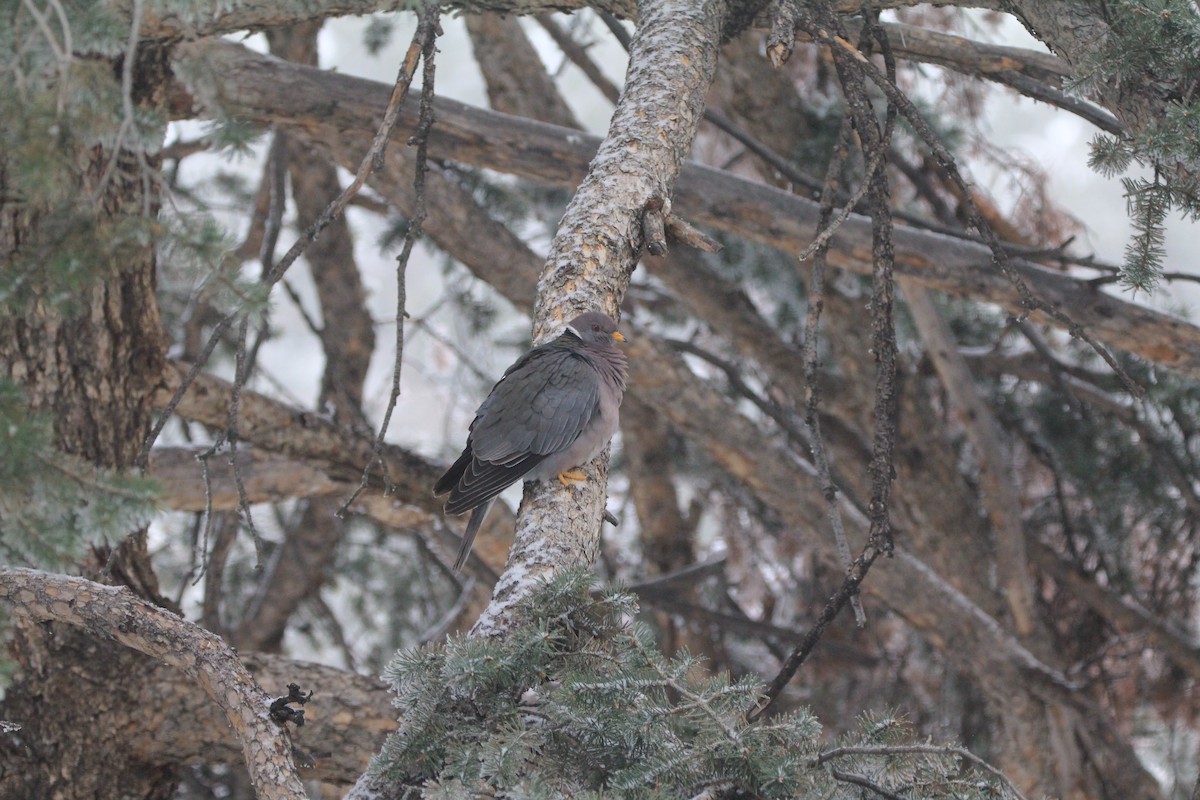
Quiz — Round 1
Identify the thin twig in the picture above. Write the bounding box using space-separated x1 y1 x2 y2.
815 744 1029 800
703 107 824 194
829 769 906 800
407 315 492 383
824 2 900 555
534 13 621 104
219 129 289 574
626 557 727 593
418 575 477 644
796 142 886 263
795 5 1145 399
135 10 434 470
174 513 204 605
597 11 632 50
280 278 324 338
192 445 218 587
201 513 238 635
802 114 865 625
340 3 441 514
746 541 885 722
667 339 812 453
311 592 359 671
229 315 266 570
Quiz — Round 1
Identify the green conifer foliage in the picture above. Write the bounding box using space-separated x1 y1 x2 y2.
1075 0 1200 290
0 380 157 570
370 572 1021 799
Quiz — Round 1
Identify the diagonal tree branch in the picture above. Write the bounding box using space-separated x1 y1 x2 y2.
153 361 515 571
129 0 637 40
152 445 341 510
0 568 307 800
129 652 397 785
467 12 580 129
902 281 1040 640
795 19 1122 134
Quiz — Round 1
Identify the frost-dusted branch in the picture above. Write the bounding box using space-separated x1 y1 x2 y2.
0 568 306 800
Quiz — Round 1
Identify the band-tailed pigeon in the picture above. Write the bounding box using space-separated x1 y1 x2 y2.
434 311 628 571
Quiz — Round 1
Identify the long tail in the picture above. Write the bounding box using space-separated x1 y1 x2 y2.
453 500 494 572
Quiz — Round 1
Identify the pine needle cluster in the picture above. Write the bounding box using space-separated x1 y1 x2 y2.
0 381 157 570
1075 0 1200 291
369 571 1023 799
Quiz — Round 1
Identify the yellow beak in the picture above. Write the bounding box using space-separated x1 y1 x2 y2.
612 331 627 343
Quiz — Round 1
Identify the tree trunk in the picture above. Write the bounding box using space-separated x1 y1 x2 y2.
0 44 176 800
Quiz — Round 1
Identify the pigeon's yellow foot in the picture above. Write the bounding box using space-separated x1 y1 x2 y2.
557 469 588 487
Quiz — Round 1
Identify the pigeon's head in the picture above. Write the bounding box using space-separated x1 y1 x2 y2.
566 311 626 346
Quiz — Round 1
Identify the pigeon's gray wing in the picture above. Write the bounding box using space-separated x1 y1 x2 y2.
470 348 602 463
442 450 542 515
437 346 601 516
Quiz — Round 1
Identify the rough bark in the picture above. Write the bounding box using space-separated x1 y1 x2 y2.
0 43 185 800
0 569 307 800
130 652 397 786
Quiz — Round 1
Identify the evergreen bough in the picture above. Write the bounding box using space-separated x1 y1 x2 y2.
1075 0 1200 291
370 571 1023 799
0 380 157 570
